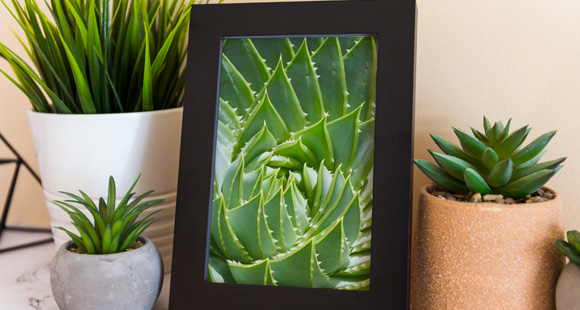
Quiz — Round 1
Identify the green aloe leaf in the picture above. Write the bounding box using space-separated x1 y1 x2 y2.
343 37 376 120
312 38 347 121
453 128 487 158
471 128 488 144
414 159 469 194
208 255 236 283
314 219 349 274
219 55 254 116
269 240 328 288
483 116 492 134
228 258 275 286
234 92 290 157
327 106 361 173
252 37 295 70
463 168 492 195
222 38 270 93
285 40 325 123
512 131 557 166
264 60 306 132
486 159 513 187
494 126 529 159
511 157 566 180
481 147 499 171
291 117 333 171
430 134 482 169
568 231 580 254
429 150 477 181
557 240 580 267
495 169 556 198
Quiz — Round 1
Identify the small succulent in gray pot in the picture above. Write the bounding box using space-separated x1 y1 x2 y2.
50 175 164 310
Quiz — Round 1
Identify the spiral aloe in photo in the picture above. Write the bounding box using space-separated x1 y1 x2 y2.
208 36 377 290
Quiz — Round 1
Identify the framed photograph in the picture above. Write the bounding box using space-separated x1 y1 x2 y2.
170 1 416 309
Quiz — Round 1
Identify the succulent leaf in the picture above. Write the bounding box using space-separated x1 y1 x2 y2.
494 126 529 159
429 150 477 181
219 55 254 115
511 157 566 180
430 134 482 168
265 60 306 132
494 169 556 198
512 130 556 166
568 231 580 254
252 37 296 70
285 40 325 123
414 159 469 194
471 128 488 144
486 159 513 187
312 38 347 121
453 128 487 158
463 168 492 195
557 236 580 267
483 116 492 134
343 37 377 120
481 147 499 171
222 38 270 92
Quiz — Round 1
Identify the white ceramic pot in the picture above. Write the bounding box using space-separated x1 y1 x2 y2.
28 108 182 272
556 262 580 310
50 236 163 310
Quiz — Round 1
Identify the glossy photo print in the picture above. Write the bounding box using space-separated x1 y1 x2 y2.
207 36 377 291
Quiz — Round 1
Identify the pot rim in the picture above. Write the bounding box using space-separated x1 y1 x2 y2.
420 183 560 210
27 106 183 118
61 235 154 257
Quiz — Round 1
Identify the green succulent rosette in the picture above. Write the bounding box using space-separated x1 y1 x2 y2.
208 37 377 290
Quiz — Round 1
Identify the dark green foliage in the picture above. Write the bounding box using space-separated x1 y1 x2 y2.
0 0 218 113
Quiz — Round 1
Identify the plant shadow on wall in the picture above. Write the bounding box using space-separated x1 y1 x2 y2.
208 36 377 290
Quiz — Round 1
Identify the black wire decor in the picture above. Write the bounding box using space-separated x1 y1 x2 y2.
0 133 53 253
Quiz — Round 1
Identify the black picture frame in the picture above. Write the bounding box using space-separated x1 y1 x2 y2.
170 1 416 309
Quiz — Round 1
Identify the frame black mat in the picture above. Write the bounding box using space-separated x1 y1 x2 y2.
170 1 415 309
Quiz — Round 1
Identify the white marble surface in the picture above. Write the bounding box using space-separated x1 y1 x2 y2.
0 230 171 310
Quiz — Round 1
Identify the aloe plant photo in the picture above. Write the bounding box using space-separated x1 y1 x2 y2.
208 36 377 290
414 117 565 200
0 0 218 113
53 174 164 254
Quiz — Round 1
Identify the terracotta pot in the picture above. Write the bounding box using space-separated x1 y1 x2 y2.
50 236 163 310
556 262 580 310
411 184 565 310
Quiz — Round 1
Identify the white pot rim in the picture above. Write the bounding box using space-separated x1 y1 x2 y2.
27 106 183 119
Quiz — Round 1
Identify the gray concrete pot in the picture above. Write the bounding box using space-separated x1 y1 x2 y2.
556 262 580 310
50 236 163 310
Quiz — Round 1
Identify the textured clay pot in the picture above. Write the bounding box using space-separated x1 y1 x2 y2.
556 262 580 310
411 184 565 310
50 236 163 310
28 108 182 272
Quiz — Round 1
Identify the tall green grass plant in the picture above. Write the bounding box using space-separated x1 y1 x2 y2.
0 0 214 113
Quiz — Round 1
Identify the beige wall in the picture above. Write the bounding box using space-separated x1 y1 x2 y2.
1 0 579 233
